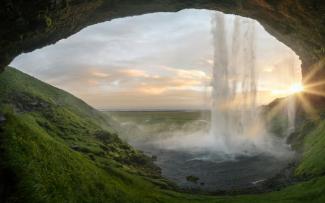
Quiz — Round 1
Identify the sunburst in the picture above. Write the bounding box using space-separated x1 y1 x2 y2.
267 58 324 122
289 83 304 94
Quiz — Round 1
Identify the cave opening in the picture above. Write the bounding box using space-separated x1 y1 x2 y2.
8 9 307 192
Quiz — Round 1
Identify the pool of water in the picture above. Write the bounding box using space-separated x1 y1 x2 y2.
108 111 294 192
139 145 292 192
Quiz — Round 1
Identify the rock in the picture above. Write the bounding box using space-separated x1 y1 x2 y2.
186 175 199 184
70 145 82 151
0 114 6 123
151 155 157 161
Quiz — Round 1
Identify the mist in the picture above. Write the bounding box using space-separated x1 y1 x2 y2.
111 111 294 161
105 12 297 162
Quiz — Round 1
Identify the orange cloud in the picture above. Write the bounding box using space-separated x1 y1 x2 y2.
119 69 149 77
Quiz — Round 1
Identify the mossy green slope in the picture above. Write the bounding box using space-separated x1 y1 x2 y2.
1 113 220 203
295 117 325 177
0 67 325 203
0 67 162 179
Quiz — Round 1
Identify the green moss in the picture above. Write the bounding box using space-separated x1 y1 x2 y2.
186 176 199 184
296 120 325 177
1 67 325 202
2 114 123 202
44 15 52 28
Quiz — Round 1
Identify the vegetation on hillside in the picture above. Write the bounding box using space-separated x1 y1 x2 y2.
0 67 324 202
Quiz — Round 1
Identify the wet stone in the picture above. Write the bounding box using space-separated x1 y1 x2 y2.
0 114 6 123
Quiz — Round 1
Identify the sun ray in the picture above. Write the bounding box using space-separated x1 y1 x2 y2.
304 80 325 89
297 93 320 120
303 89 325 98
302 58 325 84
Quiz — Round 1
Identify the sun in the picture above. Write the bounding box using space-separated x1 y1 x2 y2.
289 83 304 94
271 83 304 96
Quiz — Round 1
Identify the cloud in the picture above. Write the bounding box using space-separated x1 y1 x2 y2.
10 9 301 109
119 69 149 77
162 66 210 80
91 71 110 78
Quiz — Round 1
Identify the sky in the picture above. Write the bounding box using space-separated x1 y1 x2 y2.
10 9 302 110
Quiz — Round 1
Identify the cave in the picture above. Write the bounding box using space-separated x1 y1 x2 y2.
0 1 324 202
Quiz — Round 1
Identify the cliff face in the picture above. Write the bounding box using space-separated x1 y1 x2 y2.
1 0 324 91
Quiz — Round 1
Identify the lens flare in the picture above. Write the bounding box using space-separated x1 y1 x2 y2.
289 83 304 94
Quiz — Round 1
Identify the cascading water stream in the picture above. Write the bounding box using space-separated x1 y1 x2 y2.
210 13 230 151
287 54 297 136
210 13 262 154
138 12 295 159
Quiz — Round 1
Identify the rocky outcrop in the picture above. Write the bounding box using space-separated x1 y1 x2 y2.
1 1 324 96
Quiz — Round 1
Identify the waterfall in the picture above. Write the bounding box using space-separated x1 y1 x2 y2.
210 13 230 151
287 96 296 135
210 13 260 153
287 55 297 135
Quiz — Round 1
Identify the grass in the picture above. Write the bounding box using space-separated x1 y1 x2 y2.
295 118 325 177
0 67 325 202
108 111 206 125
106 110 210 143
